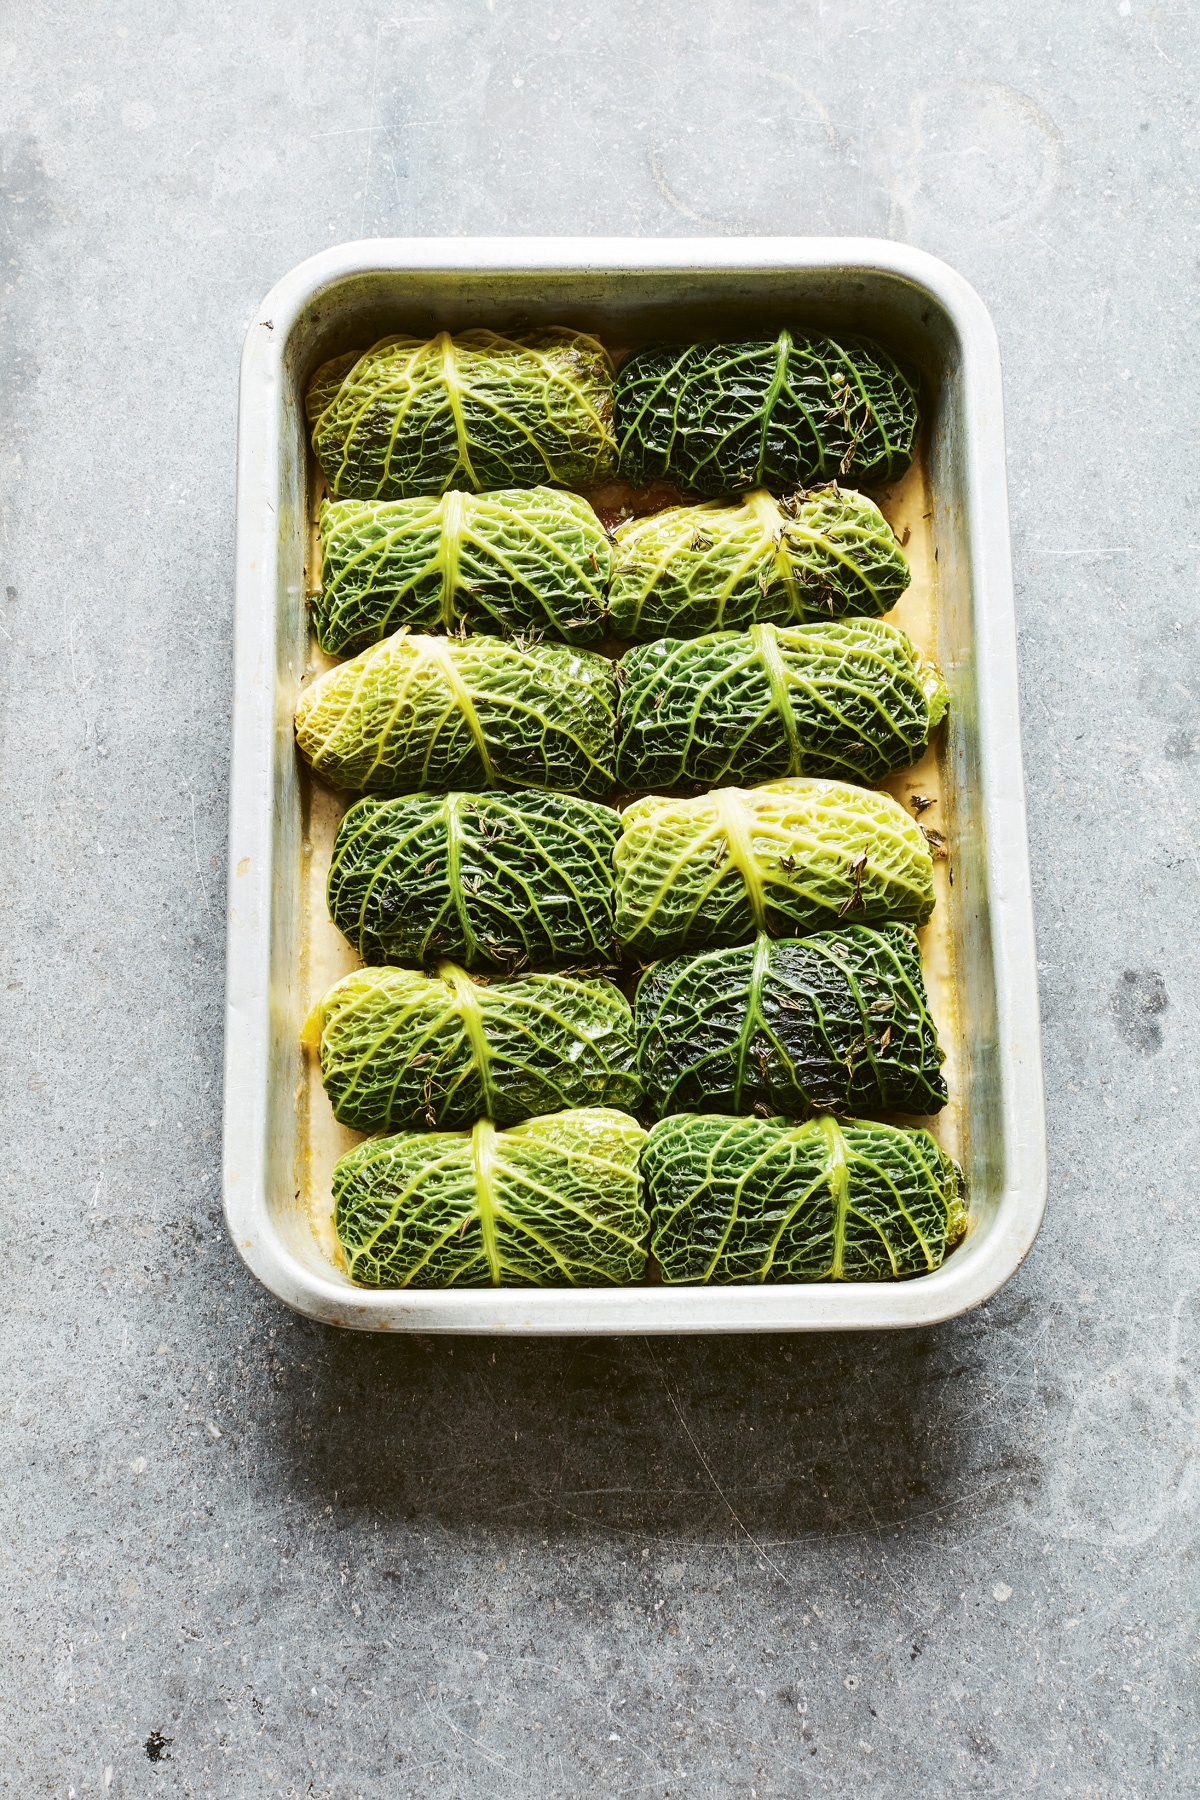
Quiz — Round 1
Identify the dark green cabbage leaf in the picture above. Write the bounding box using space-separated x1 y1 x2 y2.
295 629 617 799
309 960 639 1131
307 329 617 499
644 1113 965 1283
614 330 918 496
608 485 909 640
315 489 612 655
636 925 946 1118
328 789 620 970
335 1108 648 1287
615 777 935 961
614 619 946 791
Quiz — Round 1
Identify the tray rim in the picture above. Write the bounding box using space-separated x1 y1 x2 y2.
223 234 1047 1335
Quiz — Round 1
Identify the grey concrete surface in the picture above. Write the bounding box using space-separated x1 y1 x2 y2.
1 2 1197 1795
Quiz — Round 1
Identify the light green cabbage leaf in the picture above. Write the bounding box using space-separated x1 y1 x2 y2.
636 925 946 1118
334 1108 649 1287
294 630 617 799
615 777 935 961
315 489 612 655
608 485 909 639
327 790 620 969
644 1113 965 1283
309 960 639 1132
307 329 617 499
615 619 944 792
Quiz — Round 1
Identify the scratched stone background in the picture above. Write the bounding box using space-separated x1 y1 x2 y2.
1 3 1197 1795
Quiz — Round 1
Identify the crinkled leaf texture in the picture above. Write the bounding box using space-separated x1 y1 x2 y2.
608 486 909 640
315 489 612 655
615 777 935 961
295 630 617 799
645 1113 965 1283
312 960 640 1132
307 329 617 499
636 925 946 1119
327 789 619 970
614 330 918 496
328 789 620 970
334 1108 649 1288
615 619 946 792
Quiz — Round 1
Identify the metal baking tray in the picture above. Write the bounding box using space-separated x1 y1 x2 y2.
223 237 1046 1334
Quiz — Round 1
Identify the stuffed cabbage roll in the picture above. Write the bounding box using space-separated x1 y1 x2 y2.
315 489 611 654
334 1109 648 1287
308 328 616 499
608 485 909 640
614 619 946 791
615 778 935 960
636 925 946 1118
328 789 620 969
309 961 639 1131
614 329 918 496
295 630 617 799
644 1113 964 1283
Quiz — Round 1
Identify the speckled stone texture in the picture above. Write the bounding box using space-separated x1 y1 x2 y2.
1 3 1196 1795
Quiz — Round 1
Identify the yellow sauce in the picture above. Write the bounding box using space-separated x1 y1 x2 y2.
875 454 962 1172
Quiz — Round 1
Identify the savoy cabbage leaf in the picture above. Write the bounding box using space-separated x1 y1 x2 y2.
334 1108 649 1287
608 485 909 640
328 789 620 970
309 960 639 1132
614 330 918 496
615 777 935 961
295 629 617 799
644 1113 965 1283
315 488 612 655
614 619 946 791
636 925 946 1119
307 329 617 499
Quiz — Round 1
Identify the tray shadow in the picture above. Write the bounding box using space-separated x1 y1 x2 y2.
264 1299 1041 1546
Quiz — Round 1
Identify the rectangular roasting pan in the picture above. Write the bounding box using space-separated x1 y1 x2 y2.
223 237 1047 1334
